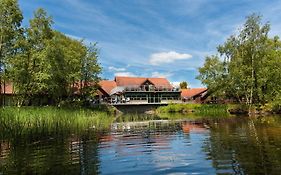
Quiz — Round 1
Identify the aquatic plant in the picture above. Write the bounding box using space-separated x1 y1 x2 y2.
0 107 115 141
156 103 201 113
156 104 229 117
194 104 229 117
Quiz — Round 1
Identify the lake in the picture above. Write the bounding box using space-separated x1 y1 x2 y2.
1 114 281 174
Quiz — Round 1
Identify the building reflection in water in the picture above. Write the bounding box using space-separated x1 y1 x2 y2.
98 120 215 174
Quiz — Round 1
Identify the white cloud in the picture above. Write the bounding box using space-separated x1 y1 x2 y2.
149 51 192 65
151 71 173 78
108 66 126 72
114 72 137 77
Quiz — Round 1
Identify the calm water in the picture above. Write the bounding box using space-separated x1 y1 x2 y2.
1 115 281 174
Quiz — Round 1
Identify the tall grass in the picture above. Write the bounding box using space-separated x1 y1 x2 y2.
156 104 229 117
194 104 229 117
0 107 115 141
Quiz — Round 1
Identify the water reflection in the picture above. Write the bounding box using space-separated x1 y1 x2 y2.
98 120 214 174
1 115 281 174
0 131 102 174
205 116 281 174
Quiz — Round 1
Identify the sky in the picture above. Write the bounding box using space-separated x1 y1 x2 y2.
18 0 281 87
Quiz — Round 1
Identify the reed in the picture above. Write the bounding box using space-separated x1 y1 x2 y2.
156 103 229 117
156 103 201 113
194 104 229 117
0 107 115 141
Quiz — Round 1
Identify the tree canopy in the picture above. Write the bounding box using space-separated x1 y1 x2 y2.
197 14 281 107
0 1 101 106
179 81 188 89
0 0 23 105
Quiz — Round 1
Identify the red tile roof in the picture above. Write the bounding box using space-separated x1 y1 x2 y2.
115 77 146 86
148 78 172 88
181 88 207 98
0 82 14 94
114 76 172 88
99 80 117 95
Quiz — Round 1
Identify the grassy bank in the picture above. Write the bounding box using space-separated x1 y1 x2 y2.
0 107 115 141
156 104 229 117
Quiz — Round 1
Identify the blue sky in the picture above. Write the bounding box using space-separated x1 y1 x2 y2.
18 0 281 87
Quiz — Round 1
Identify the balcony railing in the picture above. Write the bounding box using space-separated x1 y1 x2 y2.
107 96 182 105
124 85 180 92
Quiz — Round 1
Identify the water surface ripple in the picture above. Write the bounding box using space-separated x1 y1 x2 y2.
1 115 281 174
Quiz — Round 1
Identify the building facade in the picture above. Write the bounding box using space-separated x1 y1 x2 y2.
98 76 181 104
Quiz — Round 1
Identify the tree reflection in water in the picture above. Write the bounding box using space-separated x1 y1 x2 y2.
0 128 105 174
203 116 281 174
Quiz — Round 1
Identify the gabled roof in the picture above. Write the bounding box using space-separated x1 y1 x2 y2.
99 80 117 95
181 88 207 98
114 76 172 88
0 82 14 95
115 76 147 86
148 78 172 88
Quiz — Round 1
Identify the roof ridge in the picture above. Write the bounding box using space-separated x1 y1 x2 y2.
115 76 167 79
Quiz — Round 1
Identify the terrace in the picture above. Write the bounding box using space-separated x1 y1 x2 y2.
123 85 180 92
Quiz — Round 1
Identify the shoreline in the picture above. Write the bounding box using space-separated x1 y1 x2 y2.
155 103 281 116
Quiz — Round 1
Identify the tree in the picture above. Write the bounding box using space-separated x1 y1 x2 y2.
197 14 281 107
197 55 227 97
80 43 102 99
179 81 188 89
46 31 89 102
11 8 54 105
0 0 23 105
6 7 102 106
219 14 271 105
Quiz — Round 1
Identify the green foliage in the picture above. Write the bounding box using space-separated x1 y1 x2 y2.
267 93 281 113
156 103 200 113
195 104 229 117
197 55 226 97
0 107 115 141
9 8 55 104
156 104 229 117
0 0 23 105
2 5 102 106
179 81 188 89
197 14 281 108
227 103 249 113
80 43 102 99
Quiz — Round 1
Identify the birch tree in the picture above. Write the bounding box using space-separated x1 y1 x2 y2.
198 14 281 107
